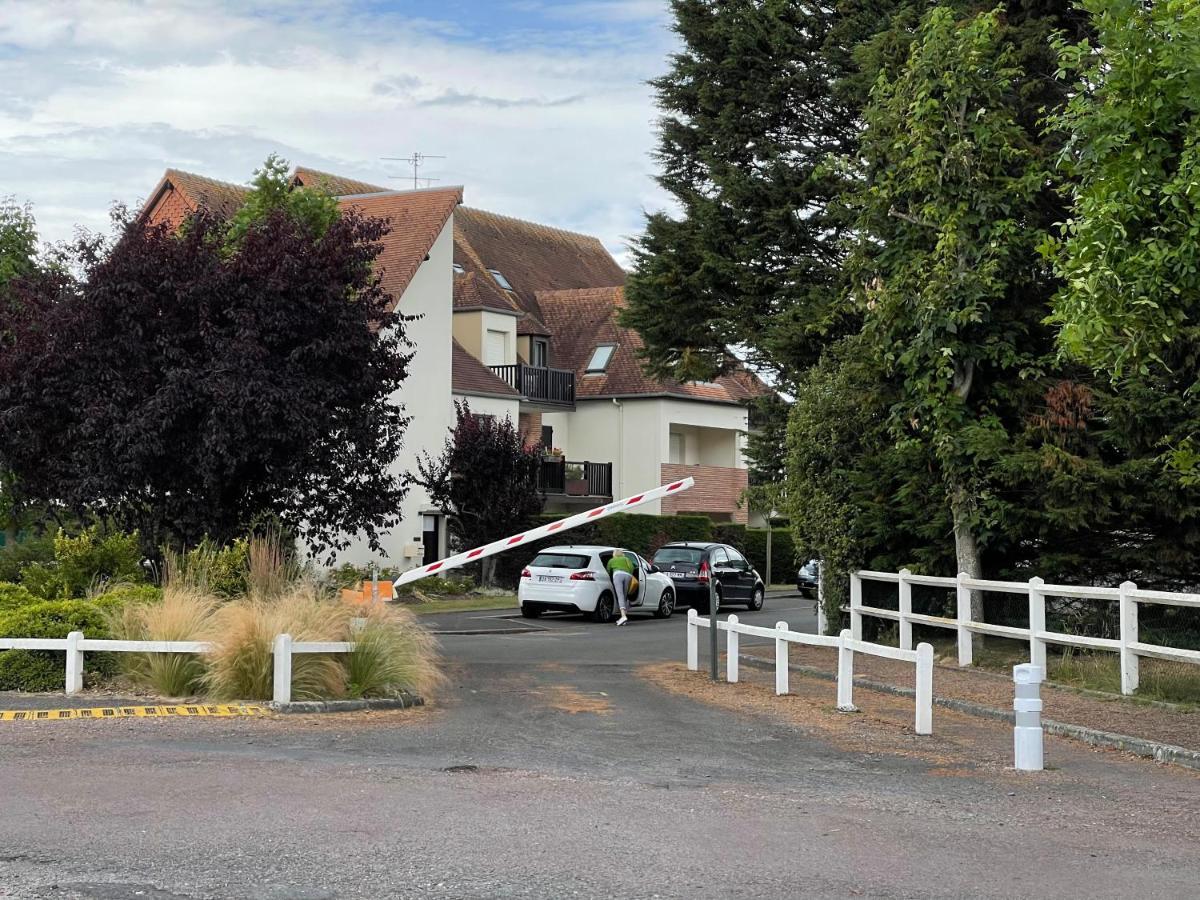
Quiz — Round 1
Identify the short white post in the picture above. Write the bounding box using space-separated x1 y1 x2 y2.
1013 663 1045 771
775 621 789 695
815 563 827 636
837 628 855 711
686 609 699 671
955 572 973 667
1119 581 1139 695
1028 577 1047 671
272 633 293 705
726 614 739 683
64 631 84 695
849 573 863 641
915 642 933 735
898 568 913 650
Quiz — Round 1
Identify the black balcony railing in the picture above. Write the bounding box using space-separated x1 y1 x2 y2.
538 460 612 498
489 363 575 406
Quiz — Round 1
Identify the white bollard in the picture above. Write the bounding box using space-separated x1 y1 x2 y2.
1013 663 1044 771
915 642 934 735
726 615 739 683
272 633 293 705
775 621 789 695
686 610 699 671
837 629 856 711
64 631 84 695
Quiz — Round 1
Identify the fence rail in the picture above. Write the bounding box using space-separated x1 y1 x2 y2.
851 569 1200 695
0 632 354 705
686 611 933 735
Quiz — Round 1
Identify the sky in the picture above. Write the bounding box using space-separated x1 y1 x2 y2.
0 0 678 264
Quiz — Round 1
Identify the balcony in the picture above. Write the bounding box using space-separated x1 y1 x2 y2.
489 363 575 409
538 459 613 499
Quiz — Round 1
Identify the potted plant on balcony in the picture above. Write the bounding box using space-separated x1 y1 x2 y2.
543 446 564 462
565 462 588 496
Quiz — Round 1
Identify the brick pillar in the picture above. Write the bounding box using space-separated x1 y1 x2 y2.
518 411 543 445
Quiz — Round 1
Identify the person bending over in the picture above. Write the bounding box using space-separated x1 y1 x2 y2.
607 550 635 626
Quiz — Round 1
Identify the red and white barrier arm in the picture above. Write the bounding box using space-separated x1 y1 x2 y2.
394 477 696 587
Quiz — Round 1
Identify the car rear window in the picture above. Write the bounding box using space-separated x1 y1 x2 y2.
530 552 591 570
653 547 703 565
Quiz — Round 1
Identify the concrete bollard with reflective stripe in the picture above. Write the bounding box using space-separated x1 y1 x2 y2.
1013 663 1044 771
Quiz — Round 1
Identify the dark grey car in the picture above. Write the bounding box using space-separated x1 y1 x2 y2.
651 542 765 614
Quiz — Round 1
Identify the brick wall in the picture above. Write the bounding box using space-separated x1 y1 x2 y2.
518 410 542 446
659 463 748 524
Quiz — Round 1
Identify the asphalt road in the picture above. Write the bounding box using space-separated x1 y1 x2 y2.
1 591 1198 899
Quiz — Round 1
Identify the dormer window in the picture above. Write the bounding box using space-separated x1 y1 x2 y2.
488 269 514 291
452 262 464 274
585 344 616 373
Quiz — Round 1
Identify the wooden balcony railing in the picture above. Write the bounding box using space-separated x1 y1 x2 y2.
489 363 575 407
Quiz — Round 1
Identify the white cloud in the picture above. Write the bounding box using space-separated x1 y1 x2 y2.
0 0 676 265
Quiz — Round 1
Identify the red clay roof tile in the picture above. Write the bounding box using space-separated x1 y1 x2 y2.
451 338 521 397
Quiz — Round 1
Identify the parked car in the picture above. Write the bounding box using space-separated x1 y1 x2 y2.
650 542 765 614
797 559 820 597
518 545 676 623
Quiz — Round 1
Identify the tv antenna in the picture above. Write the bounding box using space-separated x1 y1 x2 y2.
382 152 446 190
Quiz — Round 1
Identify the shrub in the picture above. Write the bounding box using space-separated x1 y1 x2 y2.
0 534 53 583
204 582 350 701
394 574 475 597
344 604 443 698
51 527 145 596
105 587 218 697
164 538 250 599
0 581 37 614
0 651 64 691
91 583 164 613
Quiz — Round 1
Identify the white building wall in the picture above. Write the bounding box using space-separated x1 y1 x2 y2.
337 215 457 571
455 393 520 424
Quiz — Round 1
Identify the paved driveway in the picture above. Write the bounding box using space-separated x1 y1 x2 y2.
1 591 1198 899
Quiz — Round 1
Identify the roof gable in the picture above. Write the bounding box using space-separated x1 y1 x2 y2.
292 167 390 197
451 338 521 398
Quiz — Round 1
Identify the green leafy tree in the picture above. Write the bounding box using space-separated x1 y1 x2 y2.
0 197 37 286
224 154 340 249
417 402 544 587
847 6 1055 629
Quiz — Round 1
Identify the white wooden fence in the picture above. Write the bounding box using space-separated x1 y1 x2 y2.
0 633 353 704
686 610 934 735
851 569 1200 695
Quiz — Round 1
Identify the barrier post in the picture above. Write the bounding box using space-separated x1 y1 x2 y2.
65 631 84 695
955 572 973 667
898 568 913 651
915 642 933 735
272 633 293 705
726 615 739 683
1028 577 1047 671
837 629 855 711
1013 663 1045 771
686 610 699 671
775 621 789 695
850 573 863 641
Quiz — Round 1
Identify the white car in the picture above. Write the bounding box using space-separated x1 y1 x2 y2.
518 545 676 622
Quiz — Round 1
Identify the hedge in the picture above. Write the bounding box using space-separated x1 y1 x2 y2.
0 582 38 613
0 599 116 690
711 525 800 586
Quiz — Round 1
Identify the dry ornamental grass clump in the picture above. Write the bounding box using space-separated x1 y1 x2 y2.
105 586 219 697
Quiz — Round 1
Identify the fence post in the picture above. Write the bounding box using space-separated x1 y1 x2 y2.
837 628 855 711
726 614 739 683
272 633 293 705
815 561 827 636
1013 663 1045 771
850 573 863 641
686 609 699 671
915 642 933 735
1119 581 1139 695
898 568 913 651
775 621 789 695
955 572 973 667
64 631 84 695
1028 577 1046 672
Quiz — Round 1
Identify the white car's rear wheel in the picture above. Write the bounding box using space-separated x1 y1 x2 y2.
591 591 615 623
655 590 675 619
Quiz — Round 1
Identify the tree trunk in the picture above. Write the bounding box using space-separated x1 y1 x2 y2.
481 556 497 589
950 486 984 654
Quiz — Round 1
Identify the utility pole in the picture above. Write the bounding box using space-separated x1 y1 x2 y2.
381 152 446 190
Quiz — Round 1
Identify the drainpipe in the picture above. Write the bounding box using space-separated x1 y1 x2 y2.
612 397 624 498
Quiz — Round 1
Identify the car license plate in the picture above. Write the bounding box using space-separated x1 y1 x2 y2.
537 575 563 583
669 572 692 580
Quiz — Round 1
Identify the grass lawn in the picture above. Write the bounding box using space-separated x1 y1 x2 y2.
397 594 518 615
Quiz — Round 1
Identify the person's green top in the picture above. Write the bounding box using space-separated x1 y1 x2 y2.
607 553 635 576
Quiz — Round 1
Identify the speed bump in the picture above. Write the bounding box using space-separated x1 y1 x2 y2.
0 704 270 721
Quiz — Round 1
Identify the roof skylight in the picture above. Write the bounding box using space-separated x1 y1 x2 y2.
453 262 464 274
488 269 514 291
585 344 617 373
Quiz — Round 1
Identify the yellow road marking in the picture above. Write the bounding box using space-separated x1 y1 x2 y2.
0 704 270 721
